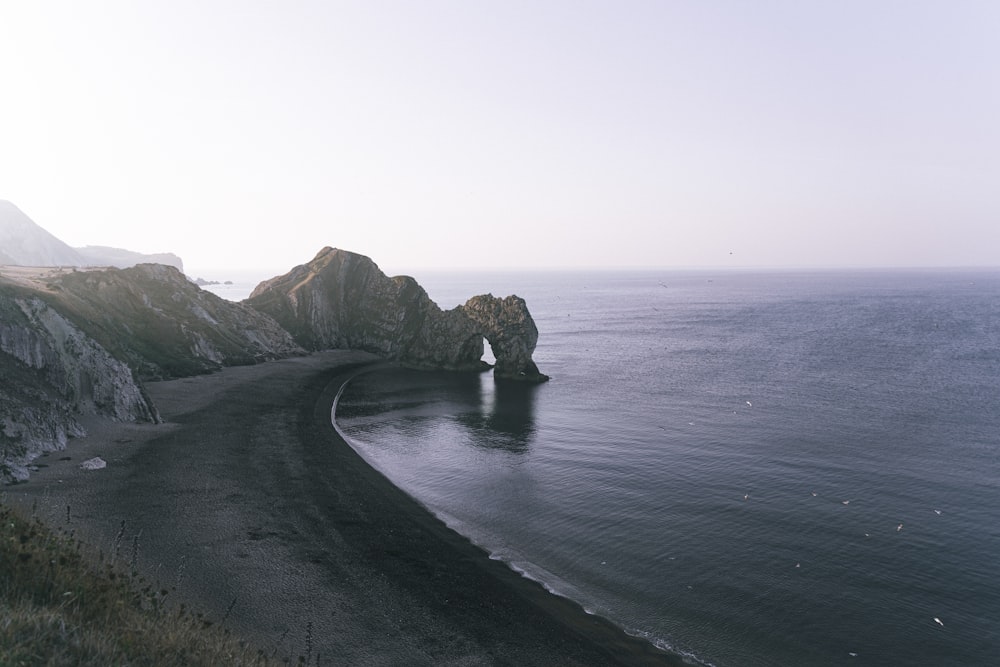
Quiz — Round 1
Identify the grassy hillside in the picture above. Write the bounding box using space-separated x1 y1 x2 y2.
0 264 302 381
0 501 274 666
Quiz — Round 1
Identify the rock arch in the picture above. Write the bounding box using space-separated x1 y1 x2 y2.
458 294 549 382
247 248 548 382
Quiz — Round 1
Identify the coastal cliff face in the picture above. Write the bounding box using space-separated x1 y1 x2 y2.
0 287 159 481
0 264 301 482
247 248 432 354
247 247 549 381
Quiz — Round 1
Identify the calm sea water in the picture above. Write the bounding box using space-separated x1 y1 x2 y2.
332 269 1000 667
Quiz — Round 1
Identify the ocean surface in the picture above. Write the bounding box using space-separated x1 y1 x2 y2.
328 269 1000 667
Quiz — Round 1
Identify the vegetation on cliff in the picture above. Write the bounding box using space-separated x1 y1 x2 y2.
43 264 302 380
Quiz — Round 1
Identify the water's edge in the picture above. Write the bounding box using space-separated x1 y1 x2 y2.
330 366 702 666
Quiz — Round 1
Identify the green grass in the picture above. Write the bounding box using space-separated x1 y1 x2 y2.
0 502 270 666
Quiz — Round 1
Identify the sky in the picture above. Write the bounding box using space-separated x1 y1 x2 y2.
1 1 998 275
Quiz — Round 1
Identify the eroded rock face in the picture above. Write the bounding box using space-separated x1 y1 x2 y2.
1 263 303 482
248 248 434 355
247 248 548 381
459 294 547 381
0 289 160 482
1 296 159 422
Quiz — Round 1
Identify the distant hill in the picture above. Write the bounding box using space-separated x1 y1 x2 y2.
0 200 85 266
74 245 184 272
0 200 183 271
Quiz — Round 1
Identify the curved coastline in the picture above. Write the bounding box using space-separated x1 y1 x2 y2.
329 365 687 666
6 351 684 666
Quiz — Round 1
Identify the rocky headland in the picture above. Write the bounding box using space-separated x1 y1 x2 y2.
248 247 549 381
0 247 546 482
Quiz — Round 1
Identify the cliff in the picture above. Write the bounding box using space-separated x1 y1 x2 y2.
0 264 301 482
2 247 547 482
247 247 549 381
0 285 159 481
44 264 303 380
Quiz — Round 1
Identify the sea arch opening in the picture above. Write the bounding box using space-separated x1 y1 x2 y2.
482 337 497 365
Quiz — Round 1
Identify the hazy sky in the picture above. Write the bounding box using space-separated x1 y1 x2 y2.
1 1 998 274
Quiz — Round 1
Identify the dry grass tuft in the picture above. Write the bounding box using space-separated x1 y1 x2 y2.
0 502 269 666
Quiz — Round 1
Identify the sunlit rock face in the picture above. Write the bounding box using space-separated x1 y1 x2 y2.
247 247 548 381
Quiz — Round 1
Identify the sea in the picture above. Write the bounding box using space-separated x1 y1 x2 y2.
210 269 1000 666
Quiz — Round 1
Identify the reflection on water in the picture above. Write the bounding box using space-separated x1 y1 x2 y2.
336 367 539 454
458 378 538 451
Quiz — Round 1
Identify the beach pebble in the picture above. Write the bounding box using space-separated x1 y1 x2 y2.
79 457 107 471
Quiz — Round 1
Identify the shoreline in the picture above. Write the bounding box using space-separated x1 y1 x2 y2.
5 351 686 666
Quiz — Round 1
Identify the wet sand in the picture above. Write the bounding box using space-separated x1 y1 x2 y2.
5 351 684 666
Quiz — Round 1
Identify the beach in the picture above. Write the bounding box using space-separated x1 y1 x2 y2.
5 351 682 666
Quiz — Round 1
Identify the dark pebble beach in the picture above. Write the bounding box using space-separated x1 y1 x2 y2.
7 351 684 666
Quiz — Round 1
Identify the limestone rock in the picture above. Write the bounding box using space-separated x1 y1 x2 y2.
0 285 159 482
459 294 548 381
248 247 433 354
1 262 302 482
247 248 548 381
79 456 107 470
